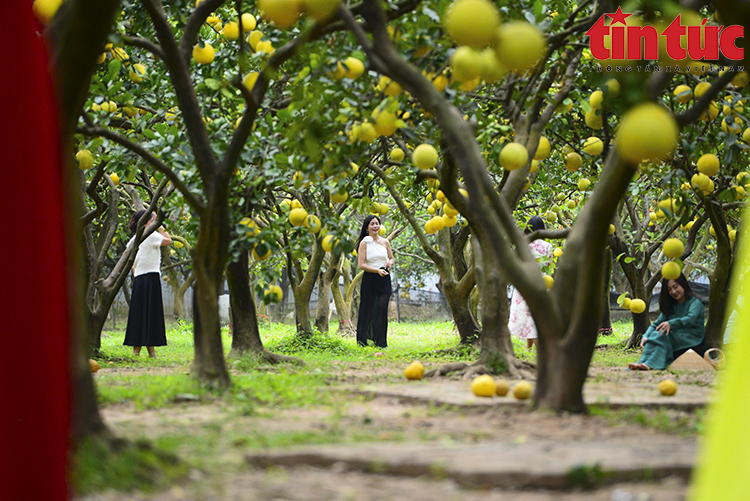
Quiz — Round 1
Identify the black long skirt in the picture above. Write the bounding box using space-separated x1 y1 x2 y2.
124 272 167 347
357 272 391 348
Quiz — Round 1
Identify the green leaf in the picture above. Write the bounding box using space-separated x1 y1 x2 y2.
277 109 293 121
107 59 122 81
204 78 221 90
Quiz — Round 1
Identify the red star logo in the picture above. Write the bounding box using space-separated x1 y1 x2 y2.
606 7 632 25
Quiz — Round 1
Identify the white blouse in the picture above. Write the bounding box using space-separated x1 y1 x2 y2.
362 236 388 269
126 232 165 277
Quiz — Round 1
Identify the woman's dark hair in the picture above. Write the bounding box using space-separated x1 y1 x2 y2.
128 209 150 234
524 216 545 235
658 273 695 316
356 215 381 253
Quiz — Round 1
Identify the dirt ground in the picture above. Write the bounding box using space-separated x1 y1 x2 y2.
83 360 712 501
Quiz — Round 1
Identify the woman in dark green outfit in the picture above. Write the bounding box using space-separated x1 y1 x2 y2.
628 273 705 370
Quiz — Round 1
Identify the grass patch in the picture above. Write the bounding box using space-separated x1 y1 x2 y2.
74 437 189 496
590 405 707 436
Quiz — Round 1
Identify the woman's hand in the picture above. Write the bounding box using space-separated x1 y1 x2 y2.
377 268 389 277
655 321 671 336
640 336 647 348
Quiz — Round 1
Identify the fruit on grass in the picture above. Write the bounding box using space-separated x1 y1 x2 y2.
471 375 496 397
495 380 510 396
661 261 681 280
499 143 528 171
412 144 439 170
192 43 215 64
616 103 678 164
495 22 547 72
258 0 301 28
444 0 501 49
663 238 685 259
696 153 720 176
404 361 425 380
513 381 533 399
89 359 100 373
629 298 646 314
76 150 94 170
288 207 308 226
658 379 677 396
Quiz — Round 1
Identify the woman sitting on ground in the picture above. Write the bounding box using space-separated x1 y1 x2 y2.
628 273 705 371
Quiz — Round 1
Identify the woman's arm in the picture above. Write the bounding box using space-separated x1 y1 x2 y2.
357 240 389 276
666 297 703 330
384 239 394 269
158 226 173 246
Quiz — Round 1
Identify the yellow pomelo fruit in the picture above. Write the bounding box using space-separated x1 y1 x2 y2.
247 30 264 51
697 154 720 177
258 0 301 28
424 219 436 234
513 381 533 400
33 0 63 24
264 284 283 303
499 143 529 171
616 103 678 164
673 84 693 103
243 72 259 91
699 101 719 121
373 110 398 136
694 81 711 98
658 379 677 396
89 359 100 372
577 178 591 191
252 243 272 260
721 116 743 134
565 152 583 171
478 48 507 83
663 238 685 259
377 76 403 96
542 275 554 289
566 199 577 210
305 214 321 233
109 173 120 186
357 123 377 143
629 298 646 314
553 247 563 257
379 204 389 215
495 380 510 396
430 216 446 232
471 375 496 397
288 208 308 226
441 214 457 227
222 21 240 39
404 361 425 380
322 234 338 252
662 261 681 280
583 136 603 155
302 0 340 22
495 22 547 73
444 0 501 49
622 298 632 309
450 46 483 82
128 63 146 83
691 172 711 191
729 229 737 241
589 90 604 109
534 137 551 160
390 148 405 162
585 110 603 129
76 150 94 170
413 144 439 170
331 191 348 204
732 71 749 87
241 13 257 31
343 56 365 79
192 43 215 64
546 211 557 223
609 224 616 235
605 78 621 97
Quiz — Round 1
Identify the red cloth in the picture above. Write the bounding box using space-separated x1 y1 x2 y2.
0 5 71 500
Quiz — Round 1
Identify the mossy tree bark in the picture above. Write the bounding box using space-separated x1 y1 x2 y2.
704 200 734 347
314 253 341 333
286 236 326 335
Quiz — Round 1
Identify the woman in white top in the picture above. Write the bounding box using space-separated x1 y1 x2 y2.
356 215 394 347
123 210 172 357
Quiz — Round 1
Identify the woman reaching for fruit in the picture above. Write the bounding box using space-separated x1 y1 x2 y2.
628 273 705 371
123 210 172 358
356 215 394 348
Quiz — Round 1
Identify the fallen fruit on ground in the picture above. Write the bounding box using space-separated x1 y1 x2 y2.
404 361 424 380
89 359 100 373
658 379 677 396
513 381 533 400
471 375 496 397
495 379 510 396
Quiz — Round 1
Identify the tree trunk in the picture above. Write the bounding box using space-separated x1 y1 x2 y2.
625 282 653 349
191 202 231 387
442 273 480 344
174 273 194 320
291 240 326 335
314 257 338 333
705 203 733 347
599 247 613 332
226 250 264 357
332 274 354 335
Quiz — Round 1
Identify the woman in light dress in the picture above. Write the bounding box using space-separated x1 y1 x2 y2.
508 216 553 349
356 215 394 348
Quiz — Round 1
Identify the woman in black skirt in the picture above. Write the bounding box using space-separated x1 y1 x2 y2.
356 215 394 347
124 210 172 357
